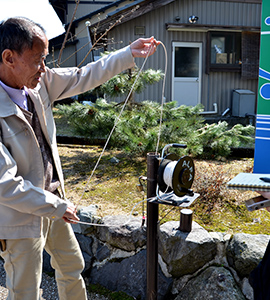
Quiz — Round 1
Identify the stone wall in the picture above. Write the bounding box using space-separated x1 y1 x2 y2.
43 207 270 300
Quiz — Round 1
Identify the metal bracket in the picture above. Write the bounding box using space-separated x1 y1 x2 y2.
150 192 200 207
245 195 270 211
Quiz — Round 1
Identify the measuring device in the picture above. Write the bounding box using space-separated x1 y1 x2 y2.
154 143 199 207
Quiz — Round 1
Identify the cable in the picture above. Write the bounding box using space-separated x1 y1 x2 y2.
70 197 155 227
76 43 154 207
155 41 168 155
72 40 169 227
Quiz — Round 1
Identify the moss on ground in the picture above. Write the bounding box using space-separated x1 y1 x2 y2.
56 144 270 235
87 284 135 300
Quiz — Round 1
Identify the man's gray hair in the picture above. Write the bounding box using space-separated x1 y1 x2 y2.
0 17 45 63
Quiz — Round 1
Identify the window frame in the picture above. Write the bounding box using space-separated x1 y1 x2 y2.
206 31 242 73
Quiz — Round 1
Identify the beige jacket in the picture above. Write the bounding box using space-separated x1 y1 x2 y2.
0 46 135 239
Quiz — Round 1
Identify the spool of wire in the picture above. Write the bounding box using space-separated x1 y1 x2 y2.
157 154 195 197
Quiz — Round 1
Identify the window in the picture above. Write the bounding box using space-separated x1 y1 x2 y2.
174 47 199 77
207 32 242 72
134 26 145 36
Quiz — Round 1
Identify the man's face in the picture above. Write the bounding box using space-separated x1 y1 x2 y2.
10 29 49 89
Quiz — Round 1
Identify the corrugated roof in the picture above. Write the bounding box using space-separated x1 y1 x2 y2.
71 0 138 25
106 0 146 17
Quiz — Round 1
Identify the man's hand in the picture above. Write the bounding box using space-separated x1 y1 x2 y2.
130 36 160 58
62 203 80 223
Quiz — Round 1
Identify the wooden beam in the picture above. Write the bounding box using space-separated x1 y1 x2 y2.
166 23 260 32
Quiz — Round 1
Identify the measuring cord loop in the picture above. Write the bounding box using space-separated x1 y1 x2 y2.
72 40 168 226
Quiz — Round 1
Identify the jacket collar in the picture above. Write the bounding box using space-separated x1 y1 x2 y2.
0 84 42 118
0 85 21 118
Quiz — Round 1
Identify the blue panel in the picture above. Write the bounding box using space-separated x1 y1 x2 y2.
254 114 270 173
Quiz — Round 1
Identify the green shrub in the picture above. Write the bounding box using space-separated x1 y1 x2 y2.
55 100 255 159
99 67 163 98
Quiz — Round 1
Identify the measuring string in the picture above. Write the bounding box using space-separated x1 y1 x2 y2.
72 41 168 227
163 161 178 189
155 41 167 155
73 197 155 227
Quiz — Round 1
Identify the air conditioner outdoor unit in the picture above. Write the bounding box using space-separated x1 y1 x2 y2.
232 89 256 117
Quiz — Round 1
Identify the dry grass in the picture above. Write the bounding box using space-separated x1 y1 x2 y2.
58 144 146 215
57 144 270 235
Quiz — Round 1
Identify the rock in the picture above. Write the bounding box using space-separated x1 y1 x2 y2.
209 232 232 266
174 266 245 300
227 233 270 277
95 241 111 262
89 249 172 300
158 221 217 277
54 211 270 299
109 157 119 163
72 204 100 235
96 215 147 251
75 233 93 257
241 277 254 300
75 233 93 272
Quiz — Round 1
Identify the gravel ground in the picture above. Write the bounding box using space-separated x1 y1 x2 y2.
0 259 109 300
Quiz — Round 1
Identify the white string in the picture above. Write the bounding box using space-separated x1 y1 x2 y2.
77 43 154 206
155 42 168 155
72 41 169 227
72 197 154 227
163 161 177 188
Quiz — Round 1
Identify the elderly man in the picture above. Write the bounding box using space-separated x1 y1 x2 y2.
0 17 159 300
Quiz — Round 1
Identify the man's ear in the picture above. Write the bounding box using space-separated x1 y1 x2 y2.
1 49 15 68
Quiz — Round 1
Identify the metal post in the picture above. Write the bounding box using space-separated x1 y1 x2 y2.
179 208 193 232
146 152 159 300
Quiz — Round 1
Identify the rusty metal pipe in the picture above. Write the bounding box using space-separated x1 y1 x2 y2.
146 152 160 300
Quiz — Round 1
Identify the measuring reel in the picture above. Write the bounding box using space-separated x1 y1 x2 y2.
156 143 198 206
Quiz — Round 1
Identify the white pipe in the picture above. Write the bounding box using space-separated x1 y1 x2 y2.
200 103 218 115
85 21 94 62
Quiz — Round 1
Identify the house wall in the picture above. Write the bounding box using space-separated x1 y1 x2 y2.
105 0 261 114
47 29 92 68
47 43 78 69
48 0 262 114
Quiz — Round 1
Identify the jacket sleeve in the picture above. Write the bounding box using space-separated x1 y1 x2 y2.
0 142 67 220
43 45 135 101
